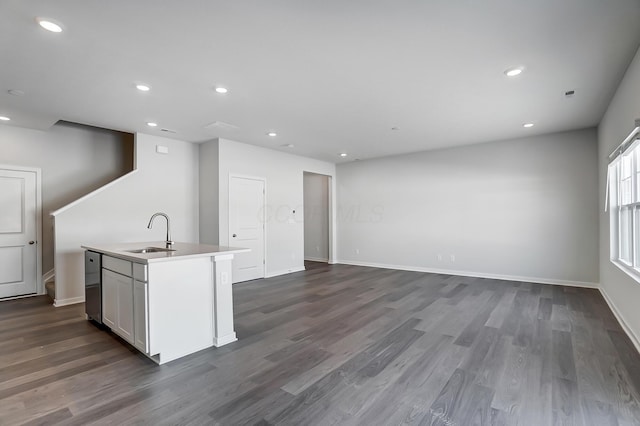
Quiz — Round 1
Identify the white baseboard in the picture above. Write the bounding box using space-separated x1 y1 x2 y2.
54 296 84 307
42 268 55 283
337 260 599 289
599 286 640 354
213 333 237 347
265 266 306 278
304 256 329 262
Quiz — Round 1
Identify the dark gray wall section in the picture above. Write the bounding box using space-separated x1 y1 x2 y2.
304 172 330 261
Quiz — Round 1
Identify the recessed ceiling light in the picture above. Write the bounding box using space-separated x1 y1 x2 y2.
267 132 277 137
215 87 228 94
136 84 151 92
147 122 158 127
504 67 524 77
0 116 10 121
523 123 534 128
339 153 348 157
36 18 63 33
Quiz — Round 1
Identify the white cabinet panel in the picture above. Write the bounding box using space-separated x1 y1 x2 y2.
102 269 118 329
116 273 134 344
133 279 149 353
103 255 132 277
102 266 134 344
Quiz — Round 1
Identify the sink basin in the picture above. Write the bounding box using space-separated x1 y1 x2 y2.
125 247 176 254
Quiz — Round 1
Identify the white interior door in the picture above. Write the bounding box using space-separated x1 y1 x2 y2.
229 176 265 283
0 169 38 298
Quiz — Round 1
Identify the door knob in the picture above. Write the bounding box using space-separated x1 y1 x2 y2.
232 234 237 238
28 241 35 245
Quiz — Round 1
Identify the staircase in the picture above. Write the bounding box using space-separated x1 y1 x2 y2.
45 280 55 302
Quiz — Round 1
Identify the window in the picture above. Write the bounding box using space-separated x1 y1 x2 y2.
609 125 640 279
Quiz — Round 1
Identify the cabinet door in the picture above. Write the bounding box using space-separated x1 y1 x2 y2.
133 279 149 353
116 273 134 344
102 269 118 329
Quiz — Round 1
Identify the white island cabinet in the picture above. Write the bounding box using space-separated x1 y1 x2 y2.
82 242 249 365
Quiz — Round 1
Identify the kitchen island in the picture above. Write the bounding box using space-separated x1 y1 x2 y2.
81 242 249 364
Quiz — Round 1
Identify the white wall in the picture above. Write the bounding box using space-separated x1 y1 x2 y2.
52 133 199 305
216 139 336 277
337 128 599 286
304 172 330 261
0 122 133 272
199 141 219 245
598 46 640 347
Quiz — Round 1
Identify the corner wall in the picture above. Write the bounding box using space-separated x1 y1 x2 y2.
598 46 640 348
336 128 599 286
216 139 336 278
52 133 199 305
199 140 220 245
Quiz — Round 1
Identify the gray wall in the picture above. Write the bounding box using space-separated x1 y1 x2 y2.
598 46 640 346
216 139 336 277
336 128 599 285
0 121 133 272
199 140 219 245
52 132 199 303
304 172 330 261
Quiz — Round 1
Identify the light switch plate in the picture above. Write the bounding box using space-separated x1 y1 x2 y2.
156 145 169 154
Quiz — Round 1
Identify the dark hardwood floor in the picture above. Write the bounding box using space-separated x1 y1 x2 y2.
2 262 640 425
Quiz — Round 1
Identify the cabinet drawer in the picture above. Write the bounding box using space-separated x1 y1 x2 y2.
133 263 147 282
103 255 132 277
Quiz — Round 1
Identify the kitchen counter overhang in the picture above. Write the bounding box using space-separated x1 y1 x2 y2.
81 241 249 264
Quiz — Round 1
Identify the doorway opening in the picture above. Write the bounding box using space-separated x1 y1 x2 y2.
303 172 331 267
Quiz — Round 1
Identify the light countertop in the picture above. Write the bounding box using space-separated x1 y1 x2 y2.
81 241 250 264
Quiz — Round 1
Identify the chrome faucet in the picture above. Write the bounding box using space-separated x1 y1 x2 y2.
147 212 174 247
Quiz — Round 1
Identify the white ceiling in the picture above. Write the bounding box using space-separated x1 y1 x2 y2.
2 0 640 163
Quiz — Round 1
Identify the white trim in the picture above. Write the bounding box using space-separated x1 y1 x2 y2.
608 120 640 160
0 164 43 296
610 260 640 285
599 286 640 354
213 332 237 347
0 293 40 302
337 260 598 288
53 296 84 307
42 268 55 283
50 170 138 216
305 256 329 262
265 266 305 278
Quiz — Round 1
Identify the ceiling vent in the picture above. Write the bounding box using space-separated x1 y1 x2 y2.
204 121 239 131
160 128 176 133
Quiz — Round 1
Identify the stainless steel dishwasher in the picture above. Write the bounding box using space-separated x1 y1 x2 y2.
85 251 102 324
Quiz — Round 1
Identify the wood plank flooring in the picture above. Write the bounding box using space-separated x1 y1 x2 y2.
2 262 640 425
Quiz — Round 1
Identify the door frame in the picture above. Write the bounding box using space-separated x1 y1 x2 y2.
0 164 43 297
302 171 335 264
228 173 267 280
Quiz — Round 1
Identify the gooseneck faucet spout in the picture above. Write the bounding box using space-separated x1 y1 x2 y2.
147 212 173 247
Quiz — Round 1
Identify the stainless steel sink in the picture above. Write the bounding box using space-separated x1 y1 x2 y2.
125 247 176 254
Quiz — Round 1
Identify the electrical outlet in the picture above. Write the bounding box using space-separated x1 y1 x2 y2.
355 249 360 255
437 254 442 262
450 254 455 262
